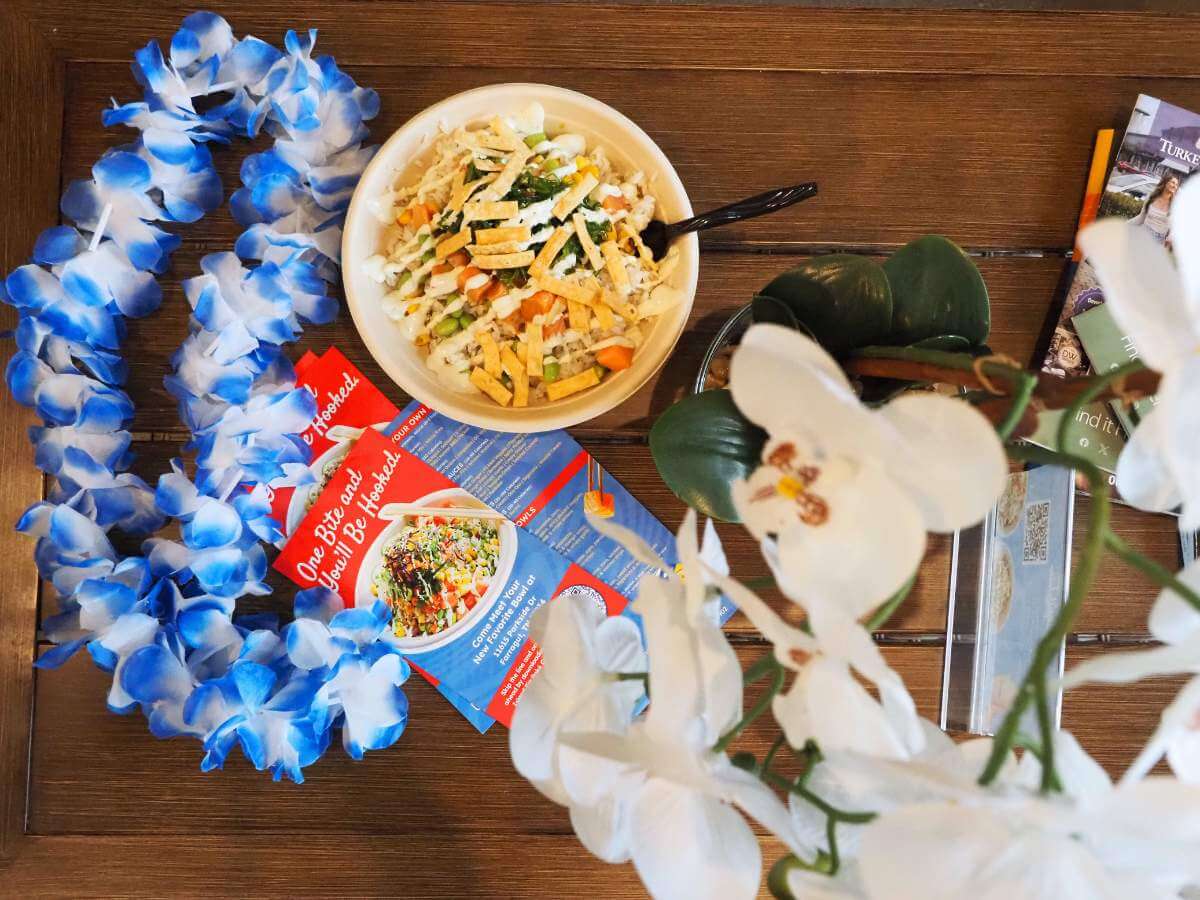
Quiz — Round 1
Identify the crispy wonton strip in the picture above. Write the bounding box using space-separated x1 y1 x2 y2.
500 345 529 408
475 225 532 245
572 213 604 270
482 145 532 201
551 173 599 221
538 275 595 306
600 240 630 294
601 287 640 323
470 367 513 406
526 322 544 377
546 367 601 402
478 332 503 378
619 222 657 268
567 299 591 333
473 250 536 269
488 117 525 152
528 225 572 278
467 240 523 256
435 229 473 259
464 200 518 221
449 172 495 212
469 156 505 172
591 295 616 330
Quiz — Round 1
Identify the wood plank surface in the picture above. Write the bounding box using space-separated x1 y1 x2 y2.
63 62 1200 252
0 5 63 863
25 643 1180 838
24 2 1200 78
2 0 1196 895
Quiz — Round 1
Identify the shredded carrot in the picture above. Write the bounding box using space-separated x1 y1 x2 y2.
484 280 506 302
457 266 483 290
602 195 629 214
544 316 567 337
595 345 634 371
467 278 492 303
410 203 431 228
521 290 555 322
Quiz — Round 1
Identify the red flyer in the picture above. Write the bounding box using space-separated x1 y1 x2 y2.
274 427 630 729
264 348 399 541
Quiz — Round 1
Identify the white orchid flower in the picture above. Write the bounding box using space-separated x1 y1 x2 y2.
728 324 1007 617
1062 559 1200 784
707 546 925 761
541 512 809 900
836 729 1200 899
787 728 1200 899
509 584 647 806
1079 178 1200 527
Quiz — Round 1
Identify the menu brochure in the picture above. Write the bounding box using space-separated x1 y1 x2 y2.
275 426 631 729
272 349 712 731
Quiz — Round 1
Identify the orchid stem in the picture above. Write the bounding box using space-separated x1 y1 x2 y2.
865 575 915 632
761 770 877 826
760 751 876 879
761 733 787 775
713 659 785 754
997 370 1037 441
1104 531 1200 613
743 651 780 684
980 441 1112 790
743 575 777 591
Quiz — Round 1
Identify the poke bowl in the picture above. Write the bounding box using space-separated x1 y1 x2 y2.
342 83 699 432
355 488 518 653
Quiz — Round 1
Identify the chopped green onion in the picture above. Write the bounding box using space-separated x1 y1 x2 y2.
457 312 476 327
433 317 460 337
592 364 607 380
542 361 561 383
524 131 547 148
397 270 412 285
421 249 436 263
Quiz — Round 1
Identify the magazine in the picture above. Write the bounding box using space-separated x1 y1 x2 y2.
1033 95 1200 481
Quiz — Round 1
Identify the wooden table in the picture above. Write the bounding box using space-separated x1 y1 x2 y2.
1 1 1196 895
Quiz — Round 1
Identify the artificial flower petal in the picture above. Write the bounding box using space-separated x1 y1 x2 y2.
877 390 1007 533
1079 217 1198 373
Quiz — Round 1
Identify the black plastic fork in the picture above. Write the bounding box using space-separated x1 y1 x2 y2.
640 181 818 259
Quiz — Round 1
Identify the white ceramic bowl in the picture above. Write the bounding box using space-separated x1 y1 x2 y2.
342 83 698 433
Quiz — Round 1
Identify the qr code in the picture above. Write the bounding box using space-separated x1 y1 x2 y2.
1023 501 1050 564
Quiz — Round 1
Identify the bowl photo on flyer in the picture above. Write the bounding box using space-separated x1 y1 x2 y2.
355 488 519 654
342 83 699 432
285 422 391 533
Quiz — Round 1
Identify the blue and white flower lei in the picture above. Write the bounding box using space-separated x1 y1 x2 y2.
1 12 410 782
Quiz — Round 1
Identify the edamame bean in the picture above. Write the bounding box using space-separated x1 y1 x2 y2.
433 317 460 337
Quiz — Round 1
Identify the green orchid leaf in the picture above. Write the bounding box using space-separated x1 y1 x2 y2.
883 235 990 346
750 293 800 330
755 255 893 355
649 390 766 523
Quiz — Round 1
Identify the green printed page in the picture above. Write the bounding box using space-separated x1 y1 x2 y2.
1072 304 1158 425
1028 403 1125 474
